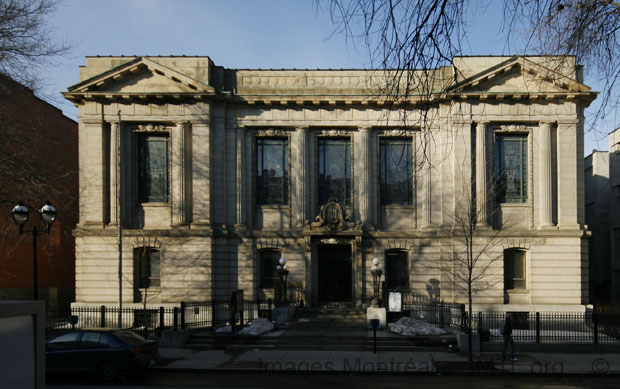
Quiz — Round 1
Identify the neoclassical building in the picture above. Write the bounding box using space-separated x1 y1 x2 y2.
64 55 595 312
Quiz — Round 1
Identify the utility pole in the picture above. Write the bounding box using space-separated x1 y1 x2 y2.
117 110 123 328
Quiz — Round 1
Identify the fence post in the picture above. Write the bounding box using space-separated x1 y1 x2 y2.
158 307 165 337
99 305 105 328
593 311 599 344
440 302 445 328
173 307 178 330
477 312 482 334
461 305 466 331
180 301 186 330
536 312 540 344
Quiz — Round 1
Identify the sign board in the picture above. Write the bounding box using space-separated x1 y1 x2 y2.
388 291 402 312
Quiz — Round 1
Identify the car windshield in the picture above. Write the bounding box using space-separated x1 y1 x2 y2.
113 330 146 344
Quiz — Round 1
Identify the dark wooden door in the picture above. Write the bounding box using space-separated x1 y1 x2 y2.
318 244 352 302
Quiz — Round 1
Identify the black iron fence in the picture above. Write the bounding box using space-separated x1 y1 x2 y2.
382 291 466 330
470 311 620 344
183 299 274 329
46 299 275 338
46 304 178 339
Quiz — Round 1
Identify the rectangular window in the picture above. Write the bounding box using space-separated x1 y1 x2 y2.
380 138 413 205
260 250 280 289
138 134 169 203
256 138 289 205
135 248 161 288
318 138 351 206
385 251 409 290
496 134 528 203
504 250 526 290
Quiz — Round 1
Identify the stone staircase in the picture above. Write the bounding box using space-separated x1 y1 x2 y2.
183 307 457 352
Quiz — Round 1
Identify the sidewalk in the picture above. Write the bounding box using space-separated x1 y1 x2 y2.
155 347 620 375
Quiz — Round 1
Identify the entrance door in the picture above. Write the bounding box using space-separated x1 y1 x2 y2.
318 244 352 302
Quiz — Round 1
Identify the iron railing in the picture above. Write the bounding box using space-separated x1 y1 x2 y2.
46 299 276 338
471 311 620 344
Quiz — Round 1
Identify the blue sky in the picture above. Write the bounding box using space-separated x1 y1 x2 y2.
46 0 610 154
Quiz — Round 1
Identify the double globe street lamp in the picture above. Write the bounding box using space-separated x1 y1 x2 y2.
10 201 57 300
276 257 289 305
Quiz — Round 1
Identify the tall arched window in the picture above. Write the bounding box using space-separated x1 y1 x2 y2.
504 249 526 290
385 250 409 290
259 250 281 289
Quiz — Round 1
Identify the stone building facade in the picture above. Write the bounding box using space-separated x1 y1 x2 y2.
64 55 595 312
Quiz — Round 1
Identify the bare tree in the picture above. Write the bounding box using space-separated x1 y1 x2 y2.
0 0 70 89
441 173 504 362
322 0 612 131
504 0 620 126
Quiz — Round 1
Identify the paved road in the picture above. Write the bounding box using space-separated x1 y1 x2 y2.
46 371 620 388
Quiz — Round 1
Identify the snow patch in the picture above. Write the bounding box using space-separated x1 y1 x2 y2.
215 325 232 333
239 318 274 336
390 317 447 336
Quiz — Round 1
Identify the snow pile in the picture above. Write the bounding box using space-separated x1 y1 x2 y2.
215 325 232 333
390 317 447 336
239 318 274 336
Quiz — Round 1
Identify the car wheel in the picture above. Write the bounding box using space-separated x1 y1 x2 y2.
96 361 119 381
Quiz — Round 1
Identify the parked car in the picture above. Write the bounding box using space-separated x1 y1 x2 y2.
46 329 159 380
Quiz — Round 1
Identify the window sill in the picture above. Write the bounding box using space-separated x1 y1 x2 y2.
141 202 170 207
499 202 530 208
381 204 414 209
257 205 290 210
505 289 529 294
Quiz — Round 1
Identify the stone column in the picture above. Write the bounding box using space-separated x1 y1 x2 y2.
475 122 489 225
359 127 372 226
539 121 554 227
191 121 211 226
109 121 119 225
293 127 309 227
172 121 187 226
235 127 246 229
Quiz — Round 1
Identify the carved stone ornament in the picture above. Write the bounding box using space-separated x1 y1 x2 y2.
135 124 170 133
319 237 350 245
311 197 355 230
381 129 415 137
320 129 349 136
257 129 288 137
496 124 530 133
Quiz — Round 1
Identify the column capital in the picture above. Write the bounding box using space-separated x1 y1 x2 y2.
476 121 490 127
538 121 556 128
358 126 372 132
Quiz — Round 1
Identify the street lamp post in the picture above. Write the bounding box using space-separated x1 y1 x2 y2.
370 257 383 308
276 257 289 305
11 201 57 300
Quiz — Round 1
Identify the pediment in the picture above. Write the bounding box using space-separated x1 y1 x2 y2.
449 57 591 95
67 57 214 95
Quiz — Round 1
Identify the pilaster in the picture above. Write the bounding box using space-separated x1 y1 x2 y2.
557 120 580 228
358 126 372 227
172 122 188 226
190 121 211 227
293 126 309 227
79 118 105 226
539 121 554 227
235 127 247 229
475 121 489 226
